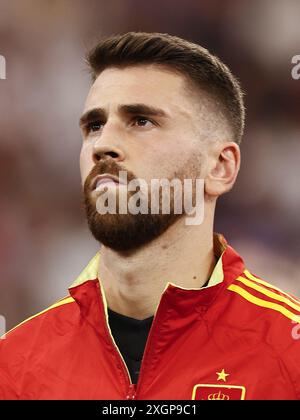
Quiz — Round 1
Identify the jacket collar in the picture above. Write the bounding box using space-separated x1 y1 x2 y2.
67 234 245 368
69 233 227 290
68 233 245 311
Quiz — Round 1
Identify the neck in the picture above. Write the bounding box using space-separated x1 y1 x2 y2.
98 213 216 320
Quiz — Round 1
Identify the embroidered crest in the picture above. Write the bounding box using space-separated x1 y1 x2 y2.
192 384 246 400
192 370 246 400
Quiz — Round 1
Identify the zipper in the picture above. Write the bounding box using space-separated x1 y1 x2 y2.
96 281 136 398
126 384 137 400
135 286 169 397
97 280 170 400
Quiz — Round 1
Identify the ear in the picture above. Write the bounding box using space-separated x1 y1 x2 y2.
205 141 241 198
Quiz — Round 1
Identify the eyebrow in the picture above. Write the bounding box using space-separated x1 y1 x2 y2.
79 103 170 128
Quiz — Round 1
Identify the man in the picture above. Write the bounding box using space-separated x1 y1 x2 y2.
1 32 300 400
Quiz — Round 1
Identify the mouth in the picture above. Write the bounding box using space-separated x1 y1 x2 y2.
91 174 123 191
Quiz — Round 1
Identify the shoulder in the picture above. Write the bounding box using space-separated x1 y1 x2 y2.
226 269 300 397
227 268 300 326
226 268 300 357
1 295 77 344
0 295 78 399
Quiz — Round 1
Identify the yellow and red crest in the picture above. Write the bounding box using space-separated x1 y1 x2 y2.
192 384 246 400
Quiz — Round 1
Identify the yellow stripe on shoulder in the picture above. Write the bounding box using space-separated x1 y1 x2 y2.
2 296 75 338
228 284 300 323
244 269 300 305
236 276 300 313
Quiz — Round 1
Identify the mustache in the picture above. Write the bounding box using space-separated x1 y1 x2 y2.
83 159 136 193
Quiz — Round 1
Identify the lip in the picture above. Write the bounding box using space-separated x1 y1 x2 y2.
91 173 122 190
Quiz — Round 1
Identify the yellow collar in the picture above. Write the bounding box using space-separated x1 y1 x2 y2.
69 233 226 290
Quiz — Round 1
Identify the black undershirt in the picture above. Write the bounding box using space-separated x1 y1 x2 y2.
107 278 210 384
108 308 154 384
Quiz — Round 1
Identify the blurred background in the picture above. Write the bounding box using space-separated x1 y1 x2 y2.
0 0 300 330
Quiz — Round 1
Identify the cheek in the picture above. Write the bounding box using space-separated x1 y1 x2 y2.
143 151 185 181
79 145 94 187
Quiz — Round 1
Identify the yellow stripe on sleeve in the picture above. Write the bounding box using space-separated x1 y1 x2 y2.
1 296 75 339
244 270 300 305
236 276 300 313
228 284 300 323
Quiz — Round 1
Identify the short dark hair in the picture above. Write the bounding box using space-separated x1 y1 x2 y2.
86 32 245 144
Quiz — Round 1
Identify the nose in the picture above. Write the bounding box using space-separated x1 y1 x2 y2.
92 123 125 164
92 147 123 163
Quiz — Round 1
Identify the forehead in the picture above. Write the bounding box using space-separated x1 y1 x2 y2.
84 65 196 115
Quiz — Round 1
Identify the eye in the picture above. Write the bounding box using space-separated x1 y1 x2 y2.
86 120 103 133
133 116 155 127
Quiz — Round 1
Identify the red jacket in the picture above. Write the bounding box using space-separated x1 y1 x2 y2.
1 234 300 400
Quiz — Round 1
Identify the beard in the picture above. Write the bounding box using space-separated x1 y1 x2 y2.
83 158 197 253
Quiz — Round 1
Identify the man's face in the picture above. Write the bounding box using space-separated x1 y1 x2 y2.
79 65 208 252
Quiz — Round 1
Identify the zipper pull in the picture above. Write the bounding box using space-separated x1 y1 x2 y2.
126 384 136 400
